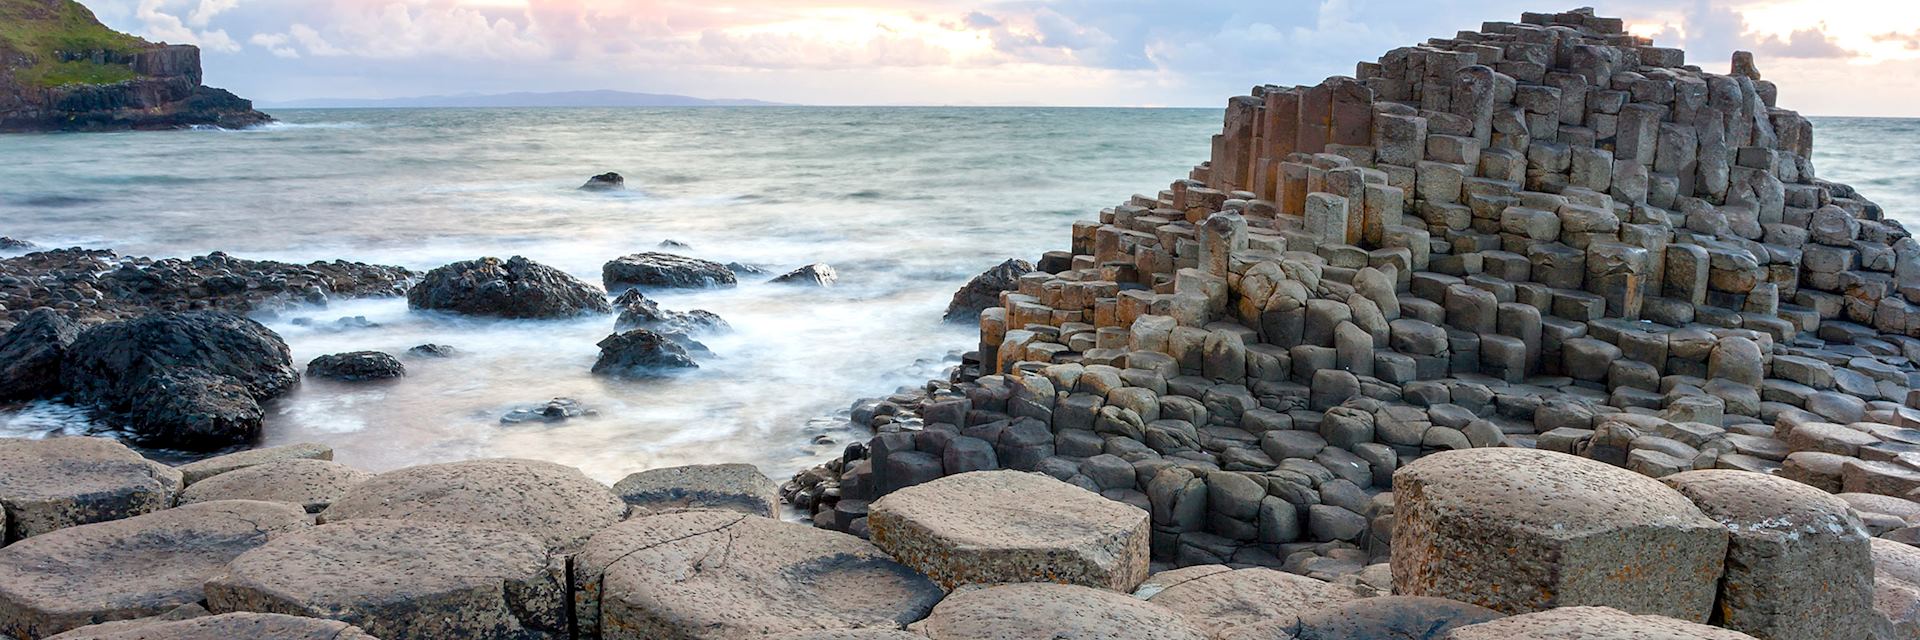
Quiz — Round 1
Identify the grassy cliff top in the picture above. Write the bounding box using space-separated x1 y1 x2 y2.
0 0 152 88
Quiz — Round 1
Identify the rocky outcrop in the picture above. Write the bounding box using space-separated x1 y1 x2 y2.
58 312 298 450
304 351 404 382
612 290 729 335
177 459 372 514
592 329 698 376
317 458 626 552
611 463 779 517
0 1 269 133
601 253 736 291
771 263 838 287
407 256 611 319
943 259 1033 323
0 437 182 543
912 582 1208 640
580 172 625 191
0 308 80 400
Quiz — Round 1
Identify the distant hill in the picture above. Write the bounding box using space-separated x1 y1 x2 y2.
265 90 790 109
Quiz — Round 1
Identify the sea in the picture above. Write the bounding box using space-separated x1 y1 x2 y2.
0 108 1913 484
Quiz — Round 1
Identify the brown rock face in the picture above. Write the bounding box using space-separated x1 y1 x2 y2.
1 35 270 132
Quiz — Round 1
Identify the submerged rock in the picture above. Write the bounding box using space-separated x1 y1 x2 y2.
60 312 298 450
727 261 769 276
0 237 33 251
500 398 597 424
407 256 611 319
602 252 737 291
612 289 730 336
580 172 626 191
0 308 81 401
305 351 404 382
593 329 698 376
943 258 1033 323
770 263 838 287
405 343 456 358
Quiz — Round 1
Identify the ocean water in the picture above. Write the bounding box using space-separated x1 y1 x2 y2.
0 109 1912 483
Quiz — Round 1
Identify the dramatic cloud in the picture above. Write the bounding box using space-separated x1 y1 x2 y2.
1755 27 1855 59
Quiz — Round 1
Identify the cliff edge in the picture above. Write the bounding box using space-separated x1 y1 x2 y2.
0 0 269 132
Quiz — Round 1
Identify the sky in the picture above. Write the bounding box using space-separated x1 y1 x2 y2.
75 0 1920 115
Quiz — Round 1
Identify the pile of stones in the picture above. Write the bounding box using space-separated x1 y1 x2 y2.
783 5 1920 635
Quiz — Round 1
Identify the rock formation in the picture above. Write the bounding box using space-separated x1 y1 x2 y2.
0 0 269 132
305 351 405 382
59 311 299 450
407 256 611 319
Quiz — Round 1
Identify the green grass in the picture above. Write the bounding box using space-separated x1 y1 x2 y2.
0 0 150 88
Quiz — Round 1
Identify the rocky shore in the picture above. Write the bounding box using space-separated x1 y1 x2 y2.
4 5 1920 640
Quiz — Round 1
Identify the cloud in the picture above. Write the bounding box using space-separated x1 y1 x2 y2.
1754 27 1855 58
248 32 297 58
134 0 241 52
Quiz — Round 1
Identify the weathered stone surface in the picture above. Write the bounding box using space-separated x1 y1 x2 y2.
914 582 1207 640
1143 566 1356 636
868 470 1150 591
409 256 612 318
206 519 565 640
764 631 925 640
602 252 736 290
178 459 372 514
0 500 306 640
304 351 404 382
1443 606 1760 639
61 312 299 450
771 264 839 287
592 329 699 376
945 259 1034 322
0 309 80 401
1215 595 1503 640
612 463 778 517
1662 470 1874 639
174 442 332 485
1392 448 1727 620
0 437 182 543
318 458 626 552
45 613 378 640
573 510 941 640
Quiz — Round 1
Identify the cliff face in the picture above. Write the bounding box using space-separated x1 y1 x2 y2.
0 0 269 132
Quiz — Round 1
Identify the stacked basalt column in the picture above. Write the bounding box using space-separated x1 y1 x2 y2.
791 7 1920 574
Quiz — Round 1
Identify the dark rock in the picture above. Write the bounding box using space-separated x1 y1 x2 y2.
405 343 456 358
0 237 33 251
602 253 736 291
1 33 272 133
770 264 838 287
0 308 81 400
613 289 730 336
500 398 596 424
944 259 1033 323
288 316 377 332
580 172 625 191
658 239 691 249
0 249 414 329
592 329 697 377
726 262 769 276
60 312 297 450
407 256 611 319
305 351 404 382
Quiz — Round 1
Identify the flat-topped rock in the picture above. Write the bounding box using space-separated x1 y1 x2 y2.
46 612 378 640
0 437 182 543
913 582 1207 640
868 469 1150 591
1143 567 1357 636
0 500 307 640
1215 595 1502 640
206 519 564 640
407 256 612 319
319 457 626 552
178 459 372 513
1392 448 1727 620
1663 470 1875 639
572 510 941 640
602 253 736 291
1443 606 1760 639
174 442 332 485
765 632 925 640
612 463 778 517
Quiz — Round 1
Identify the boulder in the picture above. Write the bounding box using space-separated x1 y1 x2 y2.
868 470 1150 591
1391 448 1727 620
1143 567 1357 636
592 329 698 376
318 458 627 552
912 582 1208 640
0 437 182 543
0 309 80 401
612 290 730 335
1215 595 1502 640
60 312 298 450
581 172 626 191
174 442 332 485
406 343 457 358
602 253 737 291
571 510 942 639
45 612 378 640
611 463 779 517
304 351 405 382
1442 606 1760 639
205 519 565 640
943 259 1034 323
770 264 838 287
1662 470 1875 639
0 500 307 640
178 459 373 513
0 237 35 251
407 256 612 319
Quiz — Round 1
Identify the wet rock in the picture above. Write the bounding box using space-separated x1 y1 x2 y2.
944 259 1034 323
602 253 736 291
612 463 779 517
60 311 297 449
771 263 838 287
0 500 307 640
0 437 182 543
407 256 611 319
287 315 378 332
304 351 404 382
0 309 80 401
45 612 378 640
178 459 373 514
572 510 942 639
405 343 456 358
174 442 331 485
500 398 597 424
1216 595 1503 640
1443 606 1760 639
1144 566 1357 636
580 172 626 191
205 519 565 640
0 238 35 251
1392 448 1727 620
727 261 769 276
318 458 626 552
0 249 414 327
913 582 1207 640
612 290 730 336
592 329 698 376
